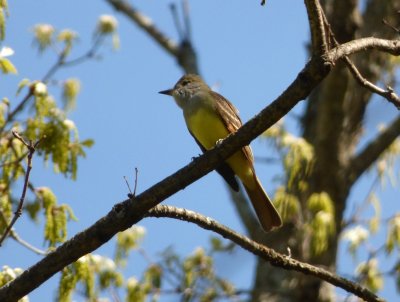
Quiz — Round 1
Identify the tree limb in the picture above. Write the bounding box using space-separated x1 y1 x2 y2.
106 0 198 74
348 115 400 185
304 0 328 56
147 205 383 302
326 37 400 61
106 0 179 57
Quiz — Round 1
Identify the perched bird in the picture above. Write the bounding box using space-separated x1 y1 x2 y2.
159 74 282 232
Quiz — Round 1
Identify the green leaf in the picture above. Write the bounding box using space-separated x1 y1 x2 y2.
62 78 81 111
16 78 30 96
0 8 5 40
81 139 95 148
0 57 17 74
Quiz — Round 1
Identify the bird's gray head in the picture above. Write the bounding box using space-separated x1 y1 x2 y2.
159 74 209 108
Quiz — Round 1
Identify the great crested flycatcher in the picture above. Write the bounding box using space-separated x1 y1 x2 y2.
159 74 282 232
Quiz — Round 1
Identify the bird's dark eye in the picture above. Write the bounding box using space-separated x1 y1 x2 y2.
181 80 190 86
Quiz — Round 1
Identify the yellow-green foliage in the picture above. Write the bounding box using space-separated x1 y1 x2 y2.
95 15 120 49
263 121 314 191
57 29 78 57
0 6 5 41
273 186 301 222
115 226 146 266
23 84 93 179
386 214 400 254
307 192 335 256
375 125 400 187
36 187 77 247
62 78 80 111
0 266 29 301
33 24 54 52
58 254 123 302
0 56 17 74
356 259 383 293
342 225 370 257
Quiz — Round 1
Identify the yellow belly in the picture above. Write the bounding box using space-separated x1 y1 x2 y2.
185 107 255 188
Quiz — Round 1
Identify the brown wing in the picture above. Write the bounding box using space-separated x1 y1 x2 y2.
211 91 254 165
188 129 239 192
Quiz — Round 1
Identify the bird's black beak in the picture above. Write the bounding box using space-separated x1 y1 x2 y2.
158 89 173 96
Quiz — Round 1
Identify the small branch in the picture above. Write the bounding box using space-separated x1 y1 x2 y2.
125 167 139 198
42 34 105 82
106 0 179 57
10 230 48 256
106 0 198 74
0 132 39 246
346 61 400 109
0 152 28 168
382 18 400 34
0 210 46 255
147 205 383 302
304 0 329 56
133 167 139 196
169 4 184 41
348 116 400 185
324 17 400 109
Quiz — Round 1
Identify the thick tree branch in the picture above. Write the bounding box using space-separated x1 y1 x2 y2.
1 37 399 301
348 116 400 185
304 0 328 55
147 205 383 302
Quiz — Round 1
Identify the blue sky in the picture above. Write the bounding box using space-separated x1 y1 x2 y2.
1 0 399 301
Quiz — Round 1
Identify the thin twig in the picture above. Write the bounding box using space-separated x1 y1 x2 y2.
0 151 28 168
382 19 400 34
0 132 39 246
0 210 46 255
9 230 48 256
170 3 184 40
147 205 384 302
133 167 139 196
323 14 400 109
123 176 133 196
125 167 139 198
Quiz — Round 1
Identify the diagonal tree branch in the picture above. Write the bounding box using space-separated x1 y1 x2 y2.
0 36 399 302
106 0 198 74
348 115 400 185
106 0 179 56
147 205 383 302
